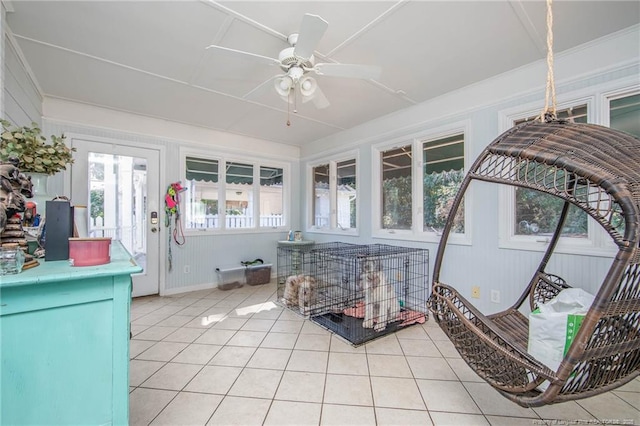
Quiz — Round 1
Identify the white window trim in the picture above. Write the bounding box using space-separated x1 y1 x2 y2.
306 150 359 236
371 121 472 245
180 147 290 236
497 82 639 257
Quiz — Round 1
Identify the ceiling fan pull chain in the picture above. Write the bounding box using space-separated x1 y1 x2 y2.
286 90 291 127
539 0 557 122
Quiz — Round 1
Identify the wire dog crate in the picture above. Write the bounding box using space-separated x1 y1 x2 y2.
279 242 429 346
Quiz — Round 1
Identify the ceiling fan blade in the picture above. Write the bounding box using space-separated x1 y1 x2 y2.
293 14 328 59
313 63 381 80
310 85 330 109
206 45 281 66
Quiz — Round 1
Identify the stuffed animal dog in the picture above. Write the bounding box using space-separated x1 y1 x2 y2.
359 258 400 332
297 275 317 314
283 274 304 307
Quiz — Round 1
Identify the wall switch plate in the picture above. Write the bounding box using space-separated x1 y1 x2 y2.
471 286 480 299
491 290 501 303
184 265 190 274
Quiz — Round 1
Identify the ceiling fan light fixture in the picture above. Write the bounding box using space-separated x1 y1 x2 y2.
275 76 293 96
299 76 317 97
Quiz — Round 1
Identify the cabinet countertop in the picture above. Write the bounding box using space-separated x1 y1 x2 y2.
0 241 142 289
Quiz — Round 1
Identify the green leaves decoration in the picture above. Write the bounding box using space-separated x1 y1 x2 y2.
0 119 75 175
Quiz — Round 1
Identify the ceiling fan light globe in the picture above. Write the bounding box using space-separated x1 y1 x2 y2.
299 76 317 97
274 76 292 97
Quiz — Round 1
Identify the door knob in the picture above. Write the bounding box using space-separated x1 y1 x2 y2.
151 227 158 233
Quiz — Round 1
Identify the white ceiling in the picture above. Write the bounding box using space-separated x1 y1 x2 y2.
5 1 640 147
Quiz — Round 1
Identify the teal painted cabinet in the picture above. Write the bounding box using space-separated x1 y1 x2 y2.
0 242 142 425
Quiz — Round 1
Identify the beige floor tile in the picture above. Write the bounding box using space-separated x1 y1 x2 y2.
327 351 369 375
577 392 640 423
135 326 179 341
424 324 452 341
367 354 413 378
533 400 597 422
398 338 442 357
263 400 322 426
364 335 404 355
485 415 543 425
407 356 458 380
445 358 484 382
129 388 177 426
167 297 201 307
617 378 640 393
241 318 276 331
286 350 328 373
295 333 331 351
151 305 185 316
171 343 222 365
429 412 489 426
279 309 306 321
271 319 305 333
260 332 299 349
212 317 248 330
275 371 326 403
183 365 243 394
416 379 481 414
176 305 210 317
434 340 461 358
129 359 166 387
193 328 236 345
395 325 430 340
614 390 640 410
329 335 367 353
301 320 330 334
464 382 538 418
141 362 202 391
321 404 376 425
131 313 170 327
246 347 292 370
136 341 189 362
250 304 284 320
226 330 267 347
131 324 151 337
162 327 206 343
208 345 256 367
206 396 271 425
150 392 222 425
324 374 373 406
129 339 156 358
154 314 194 328
371 376 426 410
228 367 284 399
375 407 433 426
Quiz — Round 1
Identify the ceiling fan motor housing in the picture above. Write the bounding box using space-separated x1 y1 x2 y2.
278 46 314 72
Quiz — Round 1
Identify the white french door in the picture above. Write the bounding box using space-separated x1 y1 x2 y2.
71 139 161 297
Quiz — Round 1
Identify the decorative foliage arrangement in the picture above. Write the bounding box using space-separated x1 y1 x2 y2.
0 119 75 175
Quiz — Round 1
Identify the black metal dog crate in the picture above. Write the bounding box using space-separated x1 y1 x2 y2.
278 242 429 346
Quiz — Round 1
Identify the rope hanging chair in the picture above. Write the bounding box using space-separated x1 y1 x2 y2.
428 118 640 407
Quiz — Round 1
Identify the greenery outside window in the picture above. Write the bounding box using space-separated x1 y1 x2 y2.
381 145 412 230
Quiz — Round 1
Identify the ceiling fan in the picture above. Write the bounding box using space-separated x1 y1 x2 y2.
206 13 381 110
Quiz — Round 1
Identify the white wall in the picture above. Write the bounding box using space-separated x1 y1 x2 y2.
300 25 640 314
2 28 42 126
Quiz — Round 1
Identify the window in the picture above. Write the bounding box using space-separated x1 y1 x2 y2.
309 156 358 232
183 154 286 231
381 145 412 230
499 86 639 255
513 105 589 240
374 127 467 240
423 134 465 234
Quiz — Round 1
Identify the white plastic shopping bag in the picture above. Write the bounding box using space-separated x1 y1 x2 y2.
527 288 595 390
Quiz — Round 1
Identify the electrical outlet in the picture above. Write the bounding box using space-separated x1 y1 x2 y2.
471 286 480 299
491 290 501 303
184 265 190 274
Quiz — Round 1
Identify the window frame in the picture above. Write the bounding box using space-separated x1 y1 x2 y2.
180 148 290 235
498 84 640 256
372 121 471 244
306 150 359 236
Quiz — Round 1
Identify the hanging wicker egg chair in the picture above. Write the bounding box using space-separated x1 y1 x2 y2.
428 119 640 407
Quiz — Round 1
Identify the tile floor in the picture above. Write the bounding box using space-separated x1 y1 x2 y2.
129 281 640 426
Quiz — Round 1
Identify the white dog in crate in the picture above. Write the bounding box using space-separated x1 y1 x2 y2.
359 258 400 332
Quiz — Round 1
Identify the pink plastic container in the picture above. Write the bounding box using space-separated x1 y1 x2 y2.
68 237 112 266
